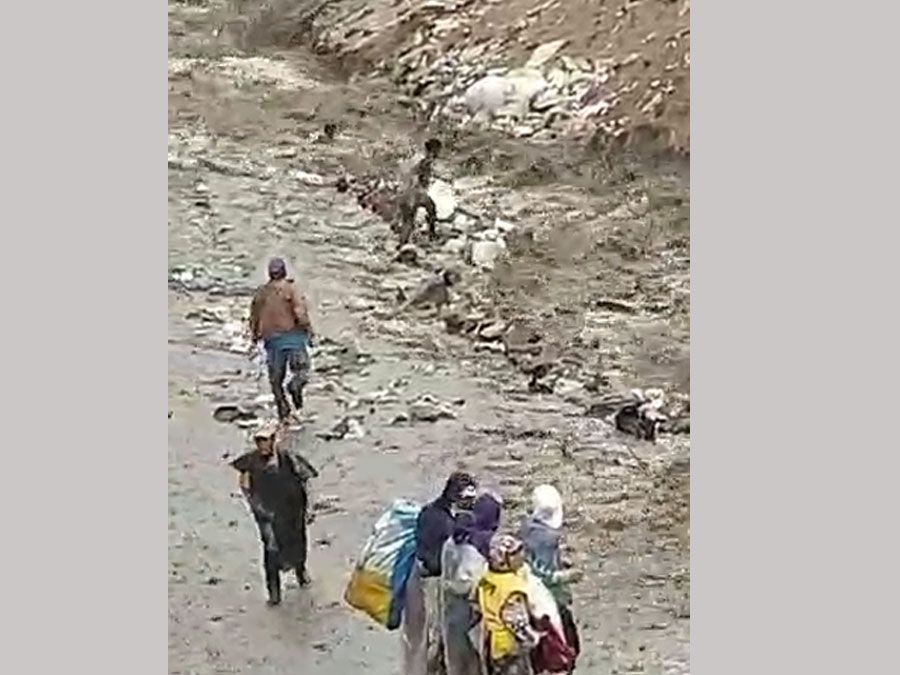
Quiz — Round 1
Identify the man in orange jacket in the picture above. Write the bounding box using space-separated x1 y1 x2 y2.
249 258 315 423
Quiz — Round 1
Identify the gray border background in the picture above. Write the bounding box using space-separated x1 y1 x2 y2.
1 0 898 673
1 1 166 672
693 1 900 673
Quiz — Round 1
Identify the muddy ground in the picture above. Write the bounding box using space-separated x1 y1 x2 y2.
168 2 690 674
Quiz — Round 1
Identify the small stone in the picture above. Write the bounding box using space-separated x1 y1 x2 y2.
395 244 420 266
294 170 326 186
478 321 507 341
525 39 569 69
443 237 467 256
389 412 411 426
408 395 457 422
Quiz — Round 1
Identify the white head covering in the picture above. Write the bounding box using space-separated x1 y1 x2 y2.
531 484 563 529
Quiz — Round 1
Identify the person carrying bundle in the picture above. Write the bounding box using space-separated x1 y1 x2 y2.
403 471 479 675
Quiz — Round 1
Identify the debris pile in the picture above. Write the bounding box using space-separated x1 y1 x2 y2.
311 0 690 151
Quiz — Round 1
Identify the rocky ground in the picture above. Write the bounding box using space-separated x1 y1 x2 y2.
168 1 690 673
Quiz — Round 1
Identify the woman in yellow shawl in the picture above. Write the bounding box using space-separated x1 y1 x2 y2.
476 535 539 675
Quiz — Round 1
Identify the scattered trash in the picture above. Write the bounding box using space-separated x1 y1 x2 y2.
467 239 507 269
613 389 669 442
312 495 345 516
317 416 366 441
594 298 639 314
185 307 227 323
427 179 457 221
213 404 262 424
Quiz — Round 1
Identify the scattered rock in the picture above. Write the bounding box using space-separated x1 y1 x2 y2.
494 218 516 233
477 321 507 342
389 412 411 426
395 244 420 266
442 237 468 256
554 378 586 404
664 418 690 435
602 518 627 532
666 457 690 475
295 170 327 186
594 298 639 314
408 395 458 422
526 39 569 69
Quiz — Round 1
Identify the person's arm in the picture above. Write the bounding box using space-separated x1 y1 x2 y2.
288 452 319 482
418 532 444 577
415 508 446 577
289 285 313 337
232 454 273 521
238 471 256 505
551 540 581 584
554 568 582 584
500 592 540 647
248 289 263 344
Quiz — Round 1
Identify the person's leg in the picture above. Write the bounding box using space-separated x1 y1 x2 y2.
266 346 290 421
396 195 415 248
418 190 438 239
293 497 310 586
257 520 282 605
558 604 580 672
285 345 311 412
263 548 282 605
